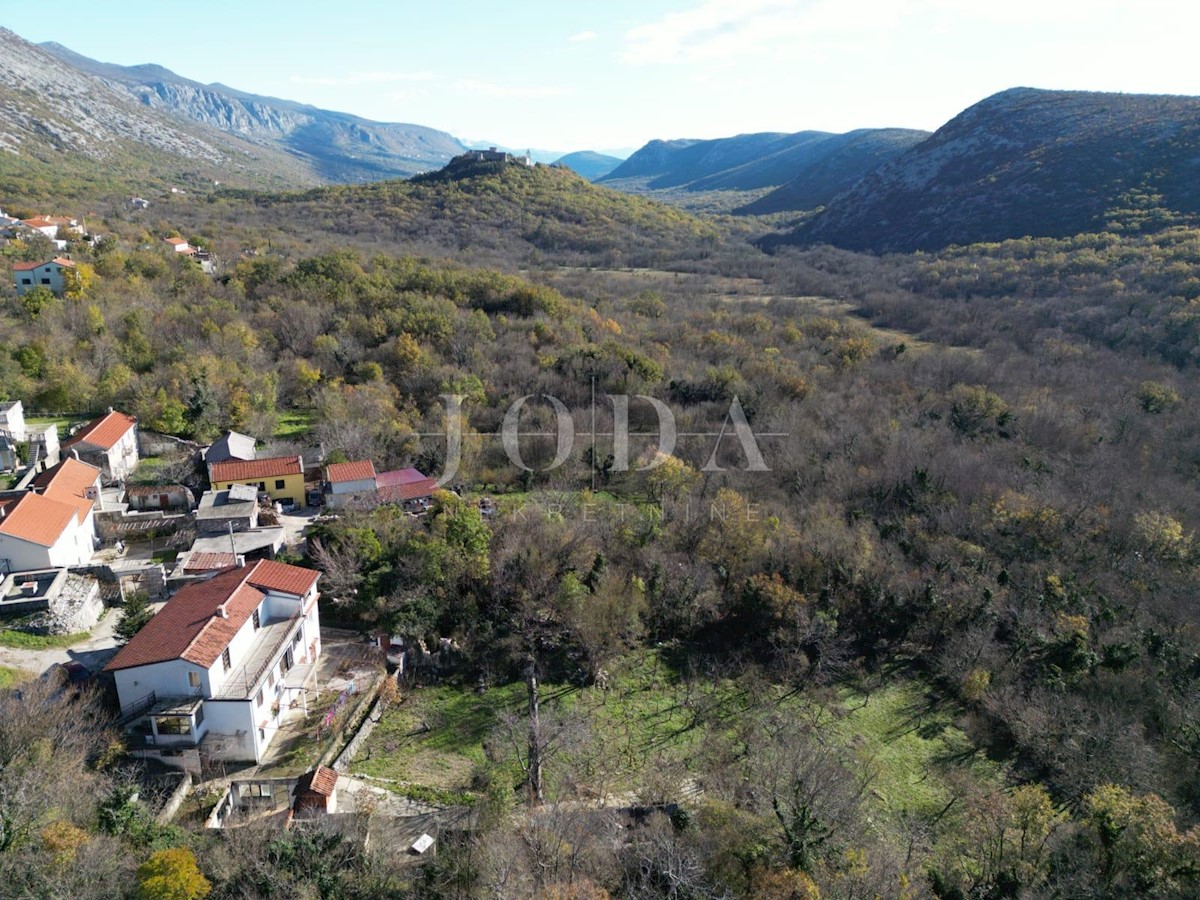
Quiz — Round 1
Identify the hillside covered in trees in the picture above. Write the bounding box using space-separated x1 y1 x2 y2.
4 147 1200 895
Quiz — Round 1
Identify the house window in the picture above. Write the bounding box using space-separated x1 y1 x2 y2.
258 728 265 742
20 278 30 285
222 648 232 671
268 670 275 689
194 705 204 728
258 482 266 491
255 689 263 707
155 716 191 735
188 671 201 689
252 608 261 630
275 479 285 490
40 278 50 284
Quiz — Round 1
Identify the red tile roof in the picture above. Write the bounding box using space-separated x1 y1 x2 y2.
21 217 56 228
376 467 428 487
63 410 136 451
297 765 338 797
326 460 376 484
32 457 100 523
183 552 238 573
378 477 438 504
0 492 78 547
104 560 320 673
163 237 188 245
246 558 320 596
210 455 302 483
11 258 74 271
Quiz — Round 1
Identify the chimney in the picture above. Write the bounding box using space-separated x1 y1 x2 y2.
235 555 246 568
216 603 228 619
107 406 114 414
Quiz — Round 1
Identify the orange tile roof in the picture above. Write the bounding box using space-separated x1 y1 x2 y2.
0 492 78 547
32 457 100 524
11 258 73 272
297 765 338 797
245 558 320 596
63 410 136 451
326 460 376 484
104 560 320 672
210 455 303 482
164 237 188 245
21 217 56 228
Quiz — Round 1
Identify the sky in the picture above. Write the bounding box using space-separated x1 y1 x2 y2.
4 0 1200 154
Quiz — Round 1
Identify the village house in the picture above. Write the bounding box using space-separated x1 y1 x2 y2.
104 559 322 773
0 458 101 573
324 460 377 508
0 400 26 442
377 467 439 513
12 257 75 296
204 430 258 467
195 483 260 534
209 456 305 508
124 483 194 513
63 409 139 482
164 236 196 255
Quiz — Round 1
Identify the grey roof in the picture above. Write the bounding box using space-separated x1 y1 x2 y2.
196 488 258 519
190 527 286 556
204 431 258 465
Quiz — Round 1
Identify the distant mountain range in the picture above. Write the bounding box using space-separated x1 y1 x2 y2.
769 87 1200 252
38 39 467 184
598 127 929 210
552 151 625 180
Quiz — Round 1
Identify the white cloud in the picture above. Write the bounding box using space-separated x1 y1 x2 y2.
456 79 572 99
569 30 598 43
290 71 435 87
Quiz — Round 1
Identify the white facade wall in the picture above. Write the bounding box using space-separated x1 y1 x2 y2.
0 534 52 572
13 262 68 296
198 700 258 761
104 428 139 481
327 478 376 508
0 402 26 442
0 516 92 573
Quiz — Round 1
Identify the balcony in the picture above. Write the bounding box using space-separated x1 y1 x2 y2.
214 615 301 700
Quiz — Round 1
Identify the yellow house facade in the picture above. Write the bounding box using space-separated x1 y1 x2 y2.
208 455 305 507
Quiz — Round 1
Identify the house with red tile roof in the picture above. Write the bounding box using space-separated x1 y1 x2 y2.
209 455 305 507
104 559 322 771
63 409 139 483
324 460 377 508
11 257 75 296
376 467 439 512
163 236 197 255
0 457 102 572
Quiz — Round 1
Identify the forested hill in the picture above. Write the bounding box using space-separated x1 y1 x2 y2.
228 156 721 265
768 87 1200 252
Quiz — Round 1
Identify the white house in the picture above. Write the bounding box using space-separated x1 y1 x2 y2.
12 257 75 296
104 560 322 773
324 460 377 508
0 456 99 573
164 236 195 255
0 400 26 442
62 409 139 482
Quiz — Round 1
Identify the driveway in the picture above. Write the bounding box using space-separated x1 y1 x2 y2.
277 506 319 555
0 606 125 678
